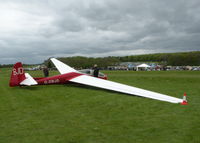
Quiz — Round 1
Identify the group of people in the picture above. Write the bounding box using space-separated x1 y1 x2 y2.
42 64 99 77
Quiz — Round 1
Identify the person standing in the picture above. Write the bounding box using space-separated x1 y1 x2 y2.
93 64 99 77
43 66 49 77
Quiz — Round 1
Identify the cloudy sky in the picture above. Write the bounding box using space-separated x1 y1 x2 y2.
0 0 200 64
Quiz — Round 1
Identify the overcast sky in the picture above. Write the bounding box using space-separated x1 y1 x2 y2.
0 0 200 64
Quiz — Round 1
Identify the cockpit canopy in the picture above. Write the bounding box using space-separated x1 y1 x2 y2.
78 69 107 79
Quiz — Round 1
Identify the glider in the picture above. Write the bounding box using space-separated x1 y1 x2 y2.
9 58 187 104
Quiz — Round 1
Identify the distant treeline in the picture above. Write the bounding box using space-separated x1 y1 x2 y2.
45 56 120 69
1 51 200 68
0 64 38 68
0 64 13 68
45 51 200 68
119 51 200 66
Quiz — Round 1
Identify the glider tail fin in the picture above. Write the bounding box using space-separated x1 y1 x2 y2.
9 62 26 87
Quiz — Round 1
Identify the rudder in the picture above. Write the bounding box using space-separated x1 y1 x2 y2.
9 62 25 87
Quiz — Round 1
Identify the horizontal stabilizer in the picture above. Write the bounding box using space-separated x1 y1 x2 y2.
20 73 38 86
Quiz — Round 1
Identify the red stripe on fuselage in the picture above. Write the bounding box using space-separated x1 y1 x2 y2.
35 72 83 85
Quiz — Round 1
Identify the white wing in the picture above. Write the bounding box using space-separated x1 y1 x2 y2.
20 73 38 86
51 58 183 104
70 75 183 104
51 58 77 74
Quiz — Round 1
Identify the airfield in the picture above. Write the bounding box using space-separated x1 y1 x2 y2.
0 68 200 143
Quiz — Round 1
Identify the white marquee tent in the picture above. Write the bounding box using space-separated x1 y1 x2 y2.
136 64 151 71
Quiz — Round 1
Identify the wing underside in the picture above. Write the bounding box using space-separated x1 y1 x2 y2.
70 75 183 104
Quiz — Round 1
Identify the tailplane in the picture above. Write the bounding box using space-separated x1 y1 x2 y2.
9 62 37 87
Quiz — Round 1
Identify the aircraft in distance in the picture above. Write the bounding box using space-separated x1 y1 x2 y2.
9 58 187 105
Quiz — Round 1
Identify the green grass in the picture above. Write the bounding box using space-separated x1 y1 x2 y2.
0 68 200 143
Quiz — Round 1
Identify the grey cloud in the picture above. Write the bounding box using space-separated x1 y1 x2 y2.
0 0 200 64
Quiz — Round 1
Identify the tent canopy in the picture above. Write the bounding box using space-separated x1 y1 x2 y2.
137 63 150 68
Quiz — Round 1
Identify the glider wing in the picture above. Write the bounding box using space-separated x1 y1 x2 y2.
51 58 77 74
51 58 183 104
69 75 183 104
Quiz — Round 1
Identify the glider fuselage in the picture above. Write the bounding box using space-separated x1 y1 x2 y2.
34 72 106 85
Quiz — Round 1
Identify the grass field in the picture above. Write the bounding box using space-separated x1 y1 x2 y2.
0 68 200 143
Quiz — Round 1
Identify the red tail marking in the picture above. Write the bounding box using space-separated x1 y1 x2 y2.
9 62 25 87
